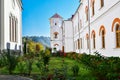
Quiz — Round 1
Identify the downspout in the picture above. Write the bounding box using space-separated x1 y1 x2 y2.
1 0 4 51
72 20 75 52
0 0 1 51
78 12 81 54
88 0 91 53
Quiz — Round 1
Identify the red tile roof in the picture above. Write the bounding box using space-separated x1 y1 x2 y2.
50 13 63 19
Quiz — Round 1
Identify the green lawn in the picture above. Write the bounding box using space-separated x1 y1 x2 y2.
48 57 96 80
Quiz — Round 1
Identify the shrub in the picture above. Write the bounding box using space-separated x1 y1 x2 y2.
17 62 27 75
26 59 33 76
4 50 19 74
80 52 120 80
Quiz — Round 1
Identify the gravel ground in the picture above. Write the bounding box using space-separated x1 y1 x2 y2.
0 75 33 80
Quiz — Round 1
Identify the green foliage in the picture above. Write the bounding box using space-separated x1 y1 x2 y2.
17 62 27 75
80 52 120 80
36 59 44 74
22 37 45 54
71 64 79 76
52 59 68 80
66 52 78 60
35 49 51 77
43 56 50 66
0 54 8 68
41 50 50 66
26 59 33 76
3 50 19 74
27 41 36 53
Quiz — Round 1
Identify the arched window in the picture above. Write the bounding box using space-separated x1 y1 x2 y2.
99 25 106 48
91 30 96 49
54 44 59 46
85 6 88 21
15 18 18 42
12 17 14 42
111 18 120 48
86 33 89 49
54 32 59 39
116 24 120 48
91 0 95 16
78 39 80 49
101 30 105 48
100 0 104 8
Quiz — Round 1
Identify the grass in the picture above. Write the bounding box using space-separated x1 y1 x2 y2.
48 57 96 80
0 57 97 80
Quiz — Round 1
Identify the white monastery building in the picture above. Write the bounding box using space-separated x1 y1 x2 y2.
50 0 120 56
0 0 22 51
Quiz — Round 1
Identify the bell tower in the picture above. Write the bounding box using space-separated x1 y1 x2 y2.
49 13 63 53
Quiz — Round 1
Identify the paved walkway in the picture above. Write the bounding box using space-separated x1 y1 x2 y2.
0 75 33 80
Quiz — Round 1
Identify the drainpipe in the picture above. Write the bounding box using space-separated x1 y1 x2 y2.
77 12 81 54
88 0 91 53
72 20 75 52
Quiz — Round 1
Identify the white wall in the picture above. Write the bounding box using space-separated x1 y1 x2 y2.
75 0 120 56
63 20 73 52
1 0 22 50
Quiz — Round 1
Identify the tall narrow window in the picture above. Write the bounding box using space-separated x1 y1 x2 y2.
9 16 12 41
78 39 80 49
85 6 88 21
80 38 82 49
93 33 96 49
55 34 58 38
16 19 18 42
93 34 96 49
54 32 58 39
12 17 14 42
15 20 17 42
92 0 95 16
101 30 105 48
13 18 16 42
100 0 104 8
99 26 106 48
116 24 120 48
86 34 89 49
80 20 82 29
91 30 96 49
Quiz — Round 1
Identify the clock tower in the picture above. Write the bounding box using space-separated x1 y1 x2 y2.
49 13 63 53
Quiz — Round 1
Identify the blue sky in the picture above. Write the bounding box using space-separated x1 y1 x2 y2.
22 0 80 37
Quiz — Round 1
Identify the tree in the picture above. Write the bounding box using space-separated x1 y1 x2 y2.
36 43 44 52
